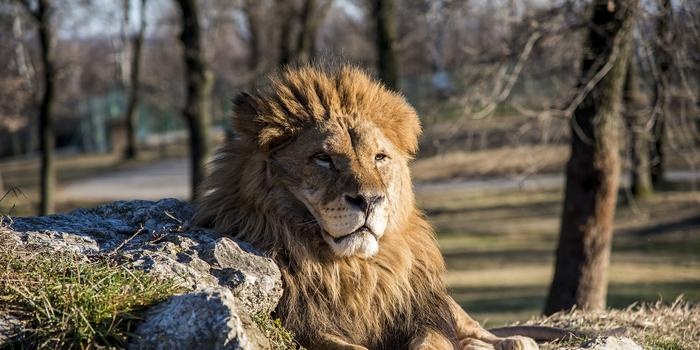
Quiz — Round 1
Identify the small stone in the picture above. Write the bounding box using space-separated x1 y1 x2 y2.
576 336 643 350
0 314 23 346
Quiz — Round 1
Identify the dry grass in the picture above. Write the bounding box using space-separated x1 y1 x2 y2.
527 298 699 350
411 145 570 182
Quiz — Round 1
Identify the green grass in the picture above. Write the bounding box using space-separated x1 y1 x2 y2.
645 336 686 350
252 312 304 350
0 235 181 349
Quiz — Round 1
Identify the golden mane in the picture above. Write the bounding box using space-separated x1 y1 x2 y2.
195 66 458 349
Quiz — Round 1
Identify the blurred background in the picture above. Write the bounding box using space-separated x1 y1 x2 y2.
0 0 698 326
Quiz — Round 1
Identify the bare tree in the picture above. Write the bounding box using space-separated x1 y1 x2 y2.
373 0 399 90
123 0 148 159
124 0 146 159
276 0 333 67
174 0 212 201
624 51 653 198
650 0 673 185
18 0 56 215
544 0 637 315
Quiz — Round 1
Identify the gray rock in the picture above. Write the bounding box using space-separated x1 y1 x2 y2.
200 238 283 315
0 314 23 345
558 336 643 350
130 287 268 350
580 337 643 350
4 199 283 347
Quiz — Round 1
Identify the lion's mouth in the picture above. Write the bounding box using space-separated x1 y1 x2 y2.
332 226 376 243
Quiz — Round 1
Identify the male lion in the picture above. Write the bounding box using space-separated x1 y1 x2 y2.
195 66 539 350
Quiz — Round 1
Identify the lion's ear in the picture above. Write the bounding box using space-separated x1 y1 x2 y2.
232 92 294 152
231 92 260 139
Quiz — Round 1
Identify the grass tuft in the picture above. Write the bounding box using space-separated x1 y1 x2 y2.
645 336 685 350
0 232 181 349
252 312 304 350
528 298 699 350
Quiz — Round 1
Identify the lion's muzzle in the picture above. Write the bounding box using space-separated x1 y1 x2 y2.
304 190 389 258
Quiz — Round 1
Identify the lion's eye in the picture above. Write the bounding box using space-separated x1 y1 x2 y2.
312 153 332 168
375 153 387 161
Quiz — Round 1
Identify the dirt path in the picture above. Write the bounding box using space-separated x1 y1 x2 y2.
59 157 699 201
59 158 190 200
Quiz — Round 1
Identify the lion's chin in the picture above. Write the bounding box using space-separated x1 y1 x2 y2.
322 230 379 259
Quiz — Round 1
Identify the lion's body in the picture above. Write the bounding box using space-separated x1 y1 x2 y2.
195 66 538 350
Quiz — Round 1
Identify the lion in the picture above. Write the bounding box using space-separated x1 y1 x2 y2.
194 65 539 350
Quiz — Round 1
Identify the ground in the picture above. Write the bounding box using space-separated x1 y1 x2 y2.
1 142 699 330
417 182 700 326
530 300 699 350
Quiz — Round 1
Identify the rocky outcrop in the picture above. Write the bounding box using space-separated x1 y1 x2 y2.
2 199 282 349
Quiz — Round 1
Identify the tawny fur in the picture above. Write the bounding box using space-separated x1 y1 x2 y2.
194 66 538 350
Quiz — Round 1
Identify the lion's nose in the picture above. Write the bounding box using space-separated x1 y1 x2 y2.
344 194 383 212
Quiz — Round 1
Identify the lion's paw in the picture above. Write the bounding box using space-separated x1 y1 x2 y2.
494 336 539 350
460 338 494 350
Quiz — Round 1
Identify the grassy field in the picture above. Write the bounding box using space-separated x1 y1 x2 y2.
417 183 700 326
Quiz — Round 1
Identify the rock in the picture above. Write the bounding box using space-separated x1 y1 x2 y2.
3 199 283 346
558 336 643 350
579 337 643 350
200 238 282 315
0 314 23 345
130 287 268 350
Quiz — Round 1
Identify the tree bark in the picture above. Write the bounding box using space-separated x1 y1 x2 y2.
373 0 399 91
650 0 672 185
623 52 653 199
175 0 212 201
544 0 637 315
123 0 147 160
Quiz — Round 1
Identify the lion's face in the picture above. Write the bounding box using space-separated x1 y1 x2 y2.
270 119 406 259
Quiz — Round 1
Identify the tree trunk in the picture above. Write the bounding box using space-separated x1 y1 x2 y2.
373 0 399 91
175 0 212 201
544 0 637 315
650 0 672 185
277 0 296 67
624 52 653 198
295 0 331 64
33 0 56 215
124 0 147 160
244 0 263 81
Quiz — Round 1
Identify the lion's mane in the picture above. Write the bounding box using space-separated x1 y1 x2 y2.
195 66 457 349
